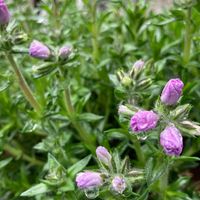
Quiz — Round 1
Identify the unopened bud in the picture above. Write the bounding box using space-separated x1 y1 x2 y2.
76 171 103 189
130 60 145 78
96 146 112 167
121 76 132 87
160 125 183 156
111 176 126 194
137 78 152 90
58 46 72 60
179 120 200 136
29 40 51 60
170 104 192 120
133 60 145 69
0 0 10 26
12 32 28 45
161 78 184 106
117 70 125 81
130 110 159 133
118 105 135 116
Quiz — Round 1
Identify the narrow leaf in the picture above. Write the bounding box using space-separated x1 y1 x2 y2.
20 183 49 197
0 158 12 169
68 155 91 177
77 113 103 122
172 156 200 162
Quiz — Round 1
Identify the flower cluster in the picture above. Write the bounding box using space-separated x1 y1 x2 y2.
127 78 184 156
29 40 72 61
0 1 28 50
110 59 152 99
28 40 73 78
76 146 143 197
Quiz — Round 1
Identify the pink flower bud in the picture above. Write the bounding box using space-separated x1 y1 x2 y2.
160 126 183 156
76 171 103 189
133 59 145 69
111 176 126 194
29 40 51 60
0 0 10 25
130 110 159 133
161 78 184 106
118 105 134 116
96 146 112 166
58 46 72 60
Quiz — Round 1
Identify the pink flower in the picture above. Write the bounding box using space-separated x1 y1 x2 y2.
58 46 72 60
29 40 51 59
160 126 183 156
111 176 126 194
133 59 145 69
76 171 103 189
96 146 112 166
0 0 10 25
130 110 159 132
161 78 184 106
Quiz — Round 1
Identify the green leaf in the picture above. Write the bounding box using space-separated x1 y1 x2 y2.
172 156 200 162
77 113 103 122
32 62 57 79
135 188 149 200
67 155 91 177
113 151 121 173
144 157 154 185
151 159 169 183
114 87 127 100
145 157 169 185
45 154 66 185
0 80 11 92
152 18 177 26
58 179 75 192
178 120 200 136
20 183 49 197
169 176 190 189
170 104 192 120
109 74 119 86
171 9 186 20
0 158 12 169
0 74 11 92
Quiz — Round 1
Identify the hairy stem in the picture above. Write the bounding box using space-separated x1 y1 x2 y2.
91 0 99 63
53 0 61 39
159 167 169 200
4 144 43 166
58 67 96 152
183 7 192 65
5 52 41 114
131 136 145 166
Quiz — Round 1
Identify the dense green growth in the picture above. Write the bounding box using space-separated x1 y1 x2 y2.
0 0 200 199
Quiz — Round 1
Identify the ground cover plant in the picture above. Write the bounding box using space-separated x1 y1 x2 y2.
0 0 200 199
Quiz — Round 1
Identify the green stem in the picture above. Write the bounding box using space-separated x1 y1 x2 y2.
159 167 169 200
5 52 41 114
183 7 192 65
91 0 99 63
65 87 96 152
63 87 75 115
130 135 145 166
58 67 96 152
4 144 43 166
53 0 61 39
